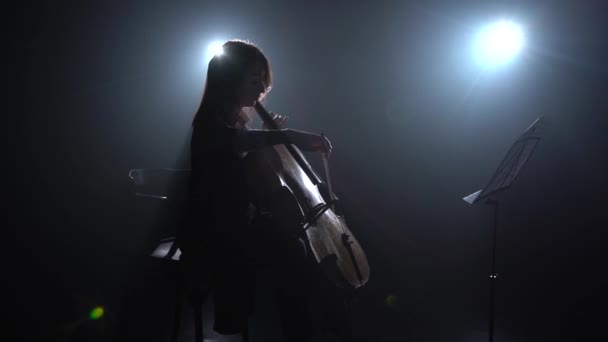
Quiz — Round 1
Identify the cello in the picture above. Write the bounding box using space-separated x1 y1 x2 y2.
242 101 369 290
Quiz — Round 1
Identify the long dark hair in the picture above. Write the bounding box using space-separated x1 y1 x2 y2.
192 39 273 127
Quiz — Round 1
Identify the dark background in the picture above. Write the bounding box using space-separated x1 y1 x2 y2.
12 0 607 341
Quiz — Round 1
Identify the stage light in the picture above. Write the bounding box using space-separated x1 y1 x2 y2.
205 40 225 65
473 19 524 68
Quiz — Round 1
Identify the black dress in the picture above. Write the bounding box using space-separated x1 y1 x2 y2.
179 117 314 340
179 118 256 335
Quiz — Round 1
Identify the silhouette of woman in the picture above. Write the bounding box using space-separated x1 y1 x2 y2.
178 39 332 342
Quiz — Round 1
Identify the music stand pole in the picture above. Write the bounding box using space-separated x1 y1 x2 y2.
462 117 544 342
487 199 498 342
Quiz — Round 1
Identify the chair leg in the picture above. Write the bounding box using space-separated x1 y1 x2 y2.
192 295 204 342
242 323 249 342
170 282 182 342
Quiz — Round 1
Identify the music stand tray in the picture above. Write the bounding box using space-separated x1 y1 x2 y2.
463 116 544 204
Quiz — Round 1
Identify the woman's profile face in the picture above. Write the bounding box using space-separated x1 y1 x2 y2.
236 62 267 108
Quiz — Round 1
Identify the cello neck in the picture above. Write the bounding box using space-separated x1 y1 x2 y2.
253 101 323 186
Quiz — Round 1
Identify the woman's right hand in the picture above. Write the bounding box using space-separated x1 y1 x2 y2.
288 130 333 154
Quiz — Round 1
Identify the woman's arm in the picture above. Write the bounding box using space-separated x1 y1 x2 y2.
234 128 331 153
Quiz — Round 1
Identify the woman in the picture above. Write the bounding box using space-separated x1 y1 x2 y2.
178 39 331 341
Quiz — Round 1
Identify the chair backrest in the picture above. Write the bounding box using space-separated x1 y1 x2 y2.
128 168 191 200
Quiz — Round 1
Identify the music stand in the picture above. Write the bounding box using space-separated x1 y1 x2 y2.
463 116 544 342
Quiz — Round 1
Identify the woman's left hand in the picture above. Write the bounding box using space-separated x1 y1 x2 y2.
262 112 288 129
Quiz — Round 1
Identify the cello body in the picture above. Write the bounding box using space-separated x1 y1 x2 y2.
242 102 369 289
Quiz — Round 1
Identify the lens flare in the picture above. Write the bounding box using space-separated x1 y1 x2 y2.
385 294 398 306
89 306 104 320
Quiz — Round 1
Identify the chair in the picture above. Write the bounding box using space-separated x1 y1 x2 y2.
128 168 191 260
128 168 211 342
